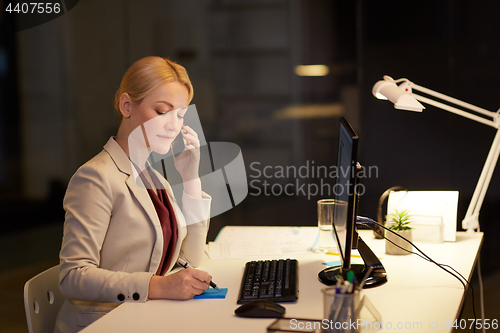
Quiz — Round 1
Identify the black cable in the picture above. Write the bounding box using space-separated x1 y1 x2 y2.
376 221 476 325
363 222 465 288
357 219 477 330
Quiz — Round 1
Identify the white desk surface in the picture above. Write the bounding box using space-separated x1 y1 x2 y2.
82 228 483 333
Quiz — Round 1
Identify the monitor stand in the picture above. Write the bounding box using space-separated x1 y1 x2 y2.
318 236 387 288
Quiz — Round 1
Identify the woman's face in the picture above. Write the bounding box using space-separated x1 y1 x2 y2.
128 81 189 155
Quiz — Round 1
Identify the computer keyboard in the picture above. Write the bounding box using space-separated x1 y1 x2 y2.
237 259 298 304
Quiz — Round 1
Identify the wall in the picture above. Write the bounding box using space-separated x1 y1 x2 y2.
3 0 499 275
358 0 500 275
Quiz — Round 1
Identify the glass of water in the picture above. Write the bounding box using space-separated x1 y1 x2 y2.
315 199 347 252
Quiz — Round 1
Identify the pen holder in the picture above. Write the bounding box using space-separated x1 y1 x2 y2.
322 287 360 333
322 287 382 333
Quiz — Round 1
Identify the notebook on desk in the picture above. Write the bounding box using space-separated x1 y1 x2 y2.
209 226 317 259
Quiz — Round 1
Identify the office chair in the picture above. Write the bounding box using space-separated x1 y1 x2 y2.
24 265 65 333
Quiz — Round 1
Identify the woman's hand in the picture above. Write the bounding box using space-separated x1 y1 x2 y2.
173 125 202 198
148 268 212 300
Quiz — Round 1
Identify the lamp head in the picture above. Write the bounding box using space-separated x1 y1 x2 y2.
372 76 425 112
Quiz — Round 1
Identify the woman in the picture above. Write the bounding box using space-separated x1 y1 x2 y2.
55 56 212 333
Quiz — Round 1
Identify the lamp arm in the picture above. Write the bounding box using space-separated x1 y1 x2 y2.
407 81 500 230
408 82 500 129
412 93 498 128
411 83 498 119
377 76 500 232
463 128 500 231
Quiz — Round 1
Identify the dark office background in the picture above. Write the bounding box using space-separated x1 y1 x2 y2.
1 0 499 331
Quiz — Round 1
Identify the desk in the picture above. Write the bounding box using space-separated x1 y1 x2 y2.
82 229 483 333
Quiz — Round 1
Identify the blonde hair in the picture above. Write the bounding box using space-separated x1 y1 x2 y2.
114 56 193 113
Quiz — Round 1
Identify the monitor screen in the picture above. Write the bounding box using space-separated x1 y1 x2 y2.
334 118 359 270
318 117 387 288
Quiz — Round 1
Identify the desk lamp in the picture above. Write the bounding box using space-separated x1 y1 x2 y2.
372 75 500 233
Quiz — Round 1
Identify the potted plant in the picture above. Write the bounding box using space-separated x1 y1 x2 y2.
385 209 413 255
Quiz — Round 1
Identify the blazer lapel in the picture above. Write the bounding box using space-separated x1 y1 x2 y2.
103 137 164 273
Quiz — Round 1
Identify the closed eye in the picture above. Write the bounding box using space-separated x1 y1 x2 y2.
156 106 187 117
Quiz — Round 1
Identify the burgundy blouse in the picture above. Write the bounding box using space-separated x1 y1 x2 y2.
135 165 178 276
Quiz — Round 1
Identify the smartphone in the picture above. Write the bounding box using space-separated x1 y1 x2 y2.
171 131 185 158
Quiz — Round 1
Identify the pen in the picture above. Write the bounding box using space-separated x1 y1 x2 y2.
346 270 354 284
177 258 221 291
335 279 341 294
326 252 363 258
326 252 381 259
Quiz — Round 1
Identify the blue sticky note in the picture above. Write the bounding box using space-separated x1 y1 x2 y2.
194 288 228 299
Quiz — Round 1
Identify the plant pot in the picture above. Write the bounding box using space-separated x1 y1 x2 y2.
385 230 412 255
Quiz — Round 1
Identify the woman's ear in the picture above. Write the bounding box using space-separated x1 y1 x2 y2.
119 93 132 118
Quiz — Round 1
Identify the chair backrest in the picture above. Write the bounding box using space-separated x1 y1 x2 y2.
24 265 65 333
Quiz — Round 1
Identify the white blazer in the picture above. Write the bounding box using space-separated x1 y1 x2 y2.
54 137 211 333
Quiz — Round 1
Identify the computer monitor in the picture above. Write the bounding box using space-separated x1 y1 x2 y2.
318 117 387 288
334 117 359 271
